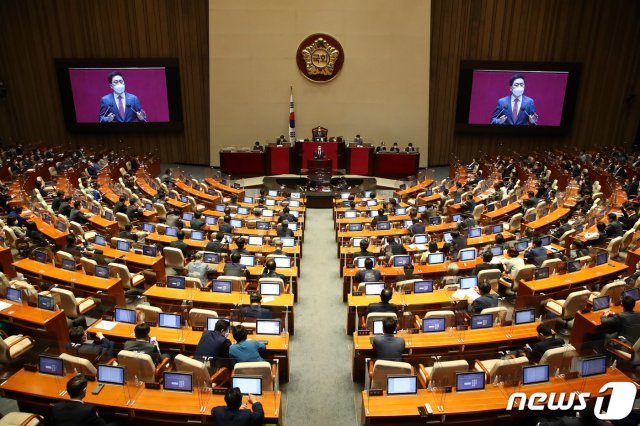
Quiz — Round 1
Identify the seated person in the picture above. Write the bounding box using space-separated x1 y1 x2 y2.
212 387 264 426
409 218 426 236
384 236 407 256
113 195 127 215
276 220 294 238
524 238 547 266
605 212 624 238
441 262 460 287
365 288 398 315
222 252 249 278
124 323 161 362
219 216 233 234
240 292 272 320
371 208 387 228
502 247 525 279
399 264 419 281
523 323 564 362
271 238 288 256
355 257 381 283
231 237 251 256
585 222 608 247
169 230 191 258
63 234 83 257
67 325 114 357
569 240 590 258
69 201 89 225
601 295 640 344
190 212 205 231
229 324 266 363
419 242 441 263
118 223 137 241
195 319 231 359
277 206 297 223
261 259 285 281
205 231 227 253
25 221 49 245
467 281 498 313
472 251 502 275
187 251 215 284
371 318 405 361
51 375 108 426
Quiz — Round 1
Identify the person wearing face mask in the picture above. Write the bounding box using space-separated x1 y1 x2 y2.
490 73 538 125
99 71 146 122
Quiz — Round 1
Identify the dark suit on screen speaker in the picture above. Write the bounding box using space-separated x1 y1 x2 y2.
490 95 536 125
99 92 143 123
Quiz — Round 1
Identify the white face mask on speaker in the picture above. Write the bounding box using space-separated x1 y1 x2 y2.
512 87 524 97
112 83 125 94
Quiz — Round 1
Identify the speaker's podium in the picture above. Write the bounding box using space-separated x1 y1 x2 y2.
307 158 332 185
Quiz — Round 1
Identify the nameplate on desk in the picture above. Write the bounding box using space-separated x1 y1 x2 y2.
84 374 96 382
408 328 420 334
564 372 579 380
404 290 412 295
212 387 228 395
146 321 157 327
156 282 166 287
199 287 210 292
144 382 160 389
246 329 255 335
352 291 363 296
102 315 114 321
192 326 205 332
23 363 37 372
368 389 383 396
357 330 370 336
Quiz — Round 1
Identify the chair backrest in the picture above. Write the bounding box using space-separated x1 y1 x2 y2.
558 229 576 244
598 280 626 300
50 287 80 318
217 275 246 293
395 279 421 293
153 203 167 219
472 204 484 221
365 312 397 331
484 356 528 383
49 166 58 177
508 213 523 230
576 255 592 268
621 229 634 250
55 251 75 267
540 344 578 374
115 212 130 230
480 306 508 324
233 361 274 391
136 305 162 324
427 359 469 389
117 350 156 383
186 277 204 289
79 257 97 275
607 236 623 258
541 258 562 275
69 221 85 240
59 353 97 376
109 262 133 289
560 289 592 320
2 227 16 246
163 247 185 269
476 269 502 286
371 360 413 390
189 308 220 328
174 354 212 387
512 265 536 291
424 310 455 328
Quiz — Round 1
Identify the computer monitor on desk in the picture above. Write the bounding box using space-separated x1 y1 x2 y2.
116 240 131 252
470 313 493 329
427 253 445 265
459 248 476 262
98 365 125 385
422 317 445 333
158 313 181 329
256 319 281 335
595 252 608 266
114 307 137 324
392 255 411 267
455 371 485 392
232 376 262 395
364 282 385 296
580 356 607 377
514 308 535 325
414 280 434 294
386 376 418 395
163 372 192 392
459 276 477 290
522 365 549 385
167 275 186 289
5 287 21 303
39 355 64 376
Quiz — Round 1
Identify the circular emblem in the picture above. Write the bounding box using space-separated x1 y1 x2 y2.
296 34 344 83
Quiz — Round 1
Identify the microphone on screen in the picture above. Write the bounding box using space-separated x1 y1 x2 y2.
102 103 113 116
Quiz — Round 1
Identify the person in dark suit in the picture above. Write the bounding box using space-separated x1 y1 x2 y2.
195 319 231 358
240 292 272 320
231 237 251 256
125 198 143 222
551 218 572 239
524 238 547 266
51 190 65 212
471 251 501 276
467 281 498 313
276 221 294 238
51 375 108 426
58 196 73 217
205 231 227 253
365 288 398 316
604 212 624 238
450 231 468 257
67 326 114 358
212 387 264 426
356 238 372 257
601 296 640 344
112 195 127 215
355 257 382 283
169 230 191 258
620 204 639 230
277 207 298 223
124 323 161 362
490 74 538 125
523 323 564 362
219 215 234 234
99 72 146 123
190 212 205 231
313 146 326 160
384 237 407 257
389 142 400 153
409 218 426 236
223 252 249 278
371 318 405 361
371 208 387 228
375 141 387 153
261 259 285 281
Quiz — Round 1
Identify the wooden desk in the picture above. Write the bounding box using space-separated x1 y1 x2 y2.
481 201 521 223
0 299 68 352
352 322 540 380
361 368 633 425
0 247 16 278
516 261 628 309
1 369 282 425
393 179 434 199
87 214 118 236
570 303 640 353
13 258 125 306
29 215 68 247
175 180 221 206
94 245 166 282
204 178 246 199
523 207 571 232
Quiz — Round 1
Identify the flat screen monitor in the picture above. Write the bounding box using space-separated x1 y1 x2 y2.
114 307 137 324
534 267 549 280
623 288 640 301
291 192 301 199
116 240 131 252
514 308 536 325
91 205 100 214
287 223 298 231
34 250 48 264
580 356 607 377
392 255 411 267
403 220 413 228
207 317 231 330
180 196 188 204
348 223 363 232
422 317 445 333
567 260 581 273
94 265 109 278
454 195 461 204
94 234 107 246
414 280 434 294
61 258 76 271
413 234 428 244
232 376 262 396
523 364 550 385
492 224 503 234
256 221 270 230
167 275 186 289
205 215 217 225
376 222 391 231
528 213 537 222
459 248 477 261
386 375 418 395
451 214 462 222
55 221 66 232
268 190 278 197
239 255 255 267
281 237 295 248
367 200 377 207
142 244 157 257
42 215 52 224
212 280 232 293
142 222 155 233
262 209 274 218
443 232 453 243
429 216 442 226
592 295 610 312
144 202 152 211
248 236 263 246
364 282 385 296
340 193 350 199
5 287 21 303
501 199 509 207
182 212 193 221
103 211 113 221
163 372 192 392
190 230 204 241
265 199 276 206
490 246 503 257
455 371 485 392
237 207 249 215
215 204 225 212
486 203 496 212
424 188 433 196
165 227 178 237
395 207 407 215
470 313 493 329
273 257 291 268
37 295 56 311
427 253 445 265
468 227 482 238
289 201 301 209
372 319 396 335
540 235 551 246
203 252 219 264
230 219 243 228
158 312 181 329
97 364 125 385
459 276 477 290
260 281 281 296
243 196 253 203
417 205 427 213
595 252 608 266
355 257 374 268
256 319 281 336
352 237 365 248
370 210 379 218
39 355 64 376
514 239 529 252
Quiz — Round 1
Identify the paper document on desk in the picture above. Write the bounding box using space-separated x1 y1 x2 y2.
261 296 275 303
94 320 117 330
451 289 481 301
0 301 12 312
409 244 427 251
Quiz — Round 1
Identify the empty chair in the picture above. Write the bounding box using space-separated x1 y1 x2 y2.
418 359 469 389
50 288 96 319
541 258 563 275
59 353 97 376
136 305 162 324
0 333 35 364
480 306 508 325
258 277 288 294
186 276 204 289
163 247 186 272
69 221 96 242
416 310 456 329
395 279 421 293
216 276 246 293
79 257 97 275
189 308 219 328
476 269 502 292
589 280 626 302
0 412 43 426
369 360 413 390
174 354 228 387
606 236 623 259
539 345 578 374
472 204 484 222
115 212 130 230
544 289 591 332
365 312 397 331
108 263 145 289
504 213 523 232
606 336 640 366
621 229 634 251
473 355 528 383
233 361 276 391
499 264 535 295
153 203 166 221
117 350 169 383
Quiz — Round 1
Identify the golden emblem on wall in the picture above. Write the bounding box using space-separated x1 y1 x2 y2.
296 34 344 83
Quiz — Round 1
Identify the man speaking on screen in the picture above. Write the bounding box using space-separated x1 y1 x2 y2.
99 72 146 122
490 74 538 125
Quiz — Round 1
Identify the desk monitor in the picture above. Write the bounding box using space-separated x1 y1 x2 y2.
413 234 428 244
527 213 537 222
94 234 106 246
510 194 518 203
468 227 482 238
142 244 158 257
429 216 442 226
116 240 131 252
344 210 357 219
443 232 453 243
168 192 177 199
95 265 110 278
37 294 56 311
190 230 204 241
567 260 581 273
182 212 194 221
287 222 298 231
256 221 270 230
5 287 21 303
206 317 231 330
61 258 76 272
98 364 125 385
623 288 640 301
514 239 529 252
514 308 536 325
158 312 181 329
114 307 137 324
215 204 226 212
355 257 374 268
248 236 263 246
180 196 188 204
39 355 64 376
364 282 385 296
363 191 372 198
290 210 300 219
163 372 192 392
534 267 550 280
455 371 485 392
588 216 596 227
592 295 610 312
261 209 274 218
349 223 363 232
230 219 243 228
340 192 350 199
221 234 233 244
451 214 462 223
243 196 253 203
142 222 155 233
523 364 549 386
367 199 377 207
260 281 281 296
369 210 379 218
427 253 445 265
167 275 186 289
392 255 411 267
42 214 52 224
372 319 397 335
281 237 295 248
205 215 217 225
500 199 509 207
240 255 255 267
256 319 281 336
291 192 301 199
144 202 153 211
265 199 276 206
55 221 67 232
459 276 477 290
237 207 249 215
414 280 434 294
470 313 493 329
487 203 496 212
403 220 413 228
395 207 407 215
386 375 418 396
417 205 427 213
81 200 88 209
91 205 100 215
540 235 551 247
265 189 277 197
459 248 477 261
424 188 433 196
580 356 607 377
595 252 608 266
203 252 219 264
274 257 291 268
454 195 461 204
103 211 113 221
541 208 550 217
34 250 48 264
212 279 232 293
490 246 503 257
351 237 365 248
422 317 445 333
232 376 262 396
492 224 504 234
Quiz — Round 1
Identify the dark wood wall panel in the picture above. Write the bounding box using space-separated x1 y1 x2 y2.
0 0 209 165
429 0 640 165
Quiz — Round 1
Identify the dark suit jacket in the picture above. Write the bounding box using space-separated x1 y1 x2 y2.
211 403 264 426
409 223 426 235
240 305 272 319
313 150 326 160
190 218 205 231
169 240 190 258
490 95 536 125
276 227 294 238
525 337 564 362
99 92 143 123
58 202 72 217
113 202 127 215
365 302 398 316
205 240 225 253
194 331 231 358
601 311 640 343
222 262 246 277
124 339 160 360
471 262 500 276
605 220 624 238
51 400 106 426
468 293 498 313
371 334 405 361
355 269 382 283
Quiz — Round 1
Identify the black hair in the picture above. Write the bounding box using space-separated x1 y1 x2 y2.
69 326 85 344
364 257 374 269
134 322 151 339
215 319 229 333
482 251 493 262
177 230 185 240
382 318 397 334
107 71 124 84
509 73 525 86
231 252 241 263
225 387 243 411
67 374 88 398
622 295 636 312
536 323 553 337
250 292 262 304
232 324 247 342
380 287 393 303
